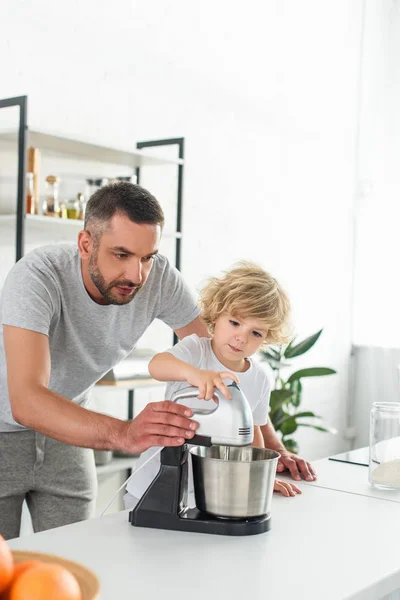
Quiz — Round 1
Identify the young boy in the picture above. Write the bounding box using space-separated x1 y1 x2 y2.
125 261 301 507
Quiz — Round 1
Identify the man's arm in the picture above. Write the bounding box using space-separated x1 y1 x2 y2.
260 418 316 481
174 316 209 340
4 325 199 453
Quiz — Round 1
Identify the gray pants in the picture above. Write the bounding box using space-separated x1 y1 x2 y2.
0 430 97 540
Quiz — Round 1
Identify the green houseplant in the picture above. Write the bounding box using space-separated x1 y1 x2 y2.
259 329 336 453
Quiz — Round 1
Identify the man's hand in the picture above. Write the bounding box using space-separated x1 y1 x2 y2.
121 401 199 455
276 451 317 482
186 367 239 400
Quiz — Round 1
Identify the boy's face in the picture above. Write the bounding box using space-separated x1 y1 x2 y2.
212 313 269 370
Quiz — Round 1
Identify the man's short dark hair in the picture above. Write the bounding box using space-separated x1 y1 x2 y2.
84 182 165 238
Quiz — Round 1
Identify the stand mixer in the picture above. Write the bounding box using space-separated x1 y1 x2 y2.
129 382 278 536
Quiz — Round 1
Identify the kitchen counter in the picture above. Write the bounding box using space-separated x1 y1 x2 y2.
8 464 400 600
299 451 400 504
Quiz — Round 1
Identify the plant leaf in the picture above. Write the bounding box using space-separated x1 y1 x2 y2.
284 330 323 358
298 423 338 434
284 337 295 356
290 379 302 407
269 389 293 416
287 367 336 383
266 346 282 360
282 438 299 453
259 348 278 361
270 407 286 430
273 410 294 428
280 418 298 436
275 412 321 430
292 411 322 419
259 353 291 370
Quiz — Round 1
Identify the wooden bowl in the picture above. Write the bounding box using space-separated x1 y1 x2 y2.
12 550 100 600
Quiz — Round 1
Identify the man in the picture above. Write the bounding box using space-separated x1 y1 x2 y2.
0 182 207 539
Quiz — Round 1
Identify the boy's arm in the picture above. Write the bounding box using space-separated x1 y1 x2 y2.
149 352 196 383
253 425 301 496
252 425 264 447
260 419 316 482
149 352 238 400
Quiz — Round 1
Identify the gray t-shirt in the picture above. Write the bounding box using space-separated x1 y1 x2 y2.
0 244 200 432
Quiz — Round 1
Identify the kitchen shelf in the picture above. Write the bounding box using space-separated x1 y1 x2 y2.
0 214 182 247
0 95 184 262
0 128 184 168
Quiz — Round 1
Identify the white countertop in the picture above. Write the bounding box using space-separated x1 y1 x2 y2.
300 455 400 503
8 475 400 600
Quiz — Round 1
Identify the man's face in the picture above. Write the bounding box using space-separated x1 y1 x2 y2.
87 214 161 305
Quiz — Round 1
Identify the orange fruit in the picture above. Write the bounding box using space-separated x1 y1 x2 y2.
9 563 82 600
0 534 14 593
2 561 43 600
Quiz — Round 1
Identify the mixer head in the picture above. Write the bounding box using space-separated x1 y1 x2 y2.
172 381 254 446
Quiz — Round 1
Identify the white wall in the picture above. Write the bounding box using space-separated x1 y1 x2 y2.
352 0 400 348
0 0 366 459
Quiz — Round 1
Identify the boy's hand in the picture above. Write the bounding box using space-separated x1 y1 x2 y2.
276 451 317 482
274 478 302 497
186 367 239 400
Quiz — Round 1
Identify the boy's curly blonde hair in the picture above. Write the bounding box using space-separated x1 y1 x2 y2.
199 261 292 346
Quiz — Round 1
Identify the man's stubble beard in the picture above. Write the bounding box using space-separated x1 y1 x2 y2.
88 251 141 305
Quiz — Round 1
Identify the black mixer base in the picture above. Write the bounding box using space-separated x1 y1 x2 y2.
129 507 271 536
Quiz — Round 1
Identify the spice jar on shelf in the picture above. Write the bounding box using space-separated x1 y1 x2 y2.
66 196 81 219
42 175 60 217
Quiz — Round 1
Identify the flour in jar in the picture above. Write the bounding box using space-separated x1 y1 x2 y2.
371 459 400 487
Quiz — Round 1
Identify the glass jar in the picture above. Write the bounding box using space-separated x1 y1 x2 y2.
110 175 137 185
43 175 60 217
85 178 108 201
25 172 34 214
77 193 87 221
369 402 400 489
66 197 80 219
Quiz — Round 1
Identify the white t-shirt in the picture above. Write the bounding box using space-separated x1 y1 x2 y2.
126 334 271 500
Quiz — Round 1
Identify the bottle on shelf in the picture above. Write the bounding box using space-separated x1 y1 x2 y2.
59 200 68 219
42 175 60 217
25 173 35 214
77 193 86 221
27 147 40 214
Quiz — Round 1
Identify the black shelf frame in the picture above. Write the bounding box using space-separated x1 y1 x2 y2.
135 137 184 272
135 137 184 347
0 95 28 262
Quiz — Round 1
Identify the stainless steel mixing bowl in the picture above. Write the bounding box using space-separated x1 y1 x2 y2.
190 446 280 519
